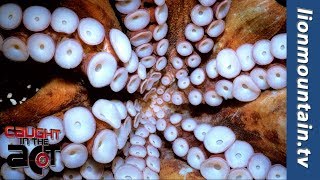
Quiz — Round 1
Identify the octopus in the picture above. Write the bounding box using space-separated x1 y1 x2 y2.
0 0 287 179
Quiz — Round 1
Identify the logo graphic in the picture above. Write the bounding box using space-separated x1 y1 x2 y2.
4 126 61 175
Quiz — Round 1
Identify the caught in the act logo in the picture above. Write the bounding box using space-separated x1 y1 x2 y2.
4 126 61 175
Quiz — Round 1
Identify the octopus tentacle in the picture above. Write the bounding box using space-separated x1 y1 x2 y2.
0 0 287 179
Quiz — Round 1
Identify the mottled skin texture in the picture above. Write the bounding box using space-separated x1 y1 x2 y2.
0 0 122 127
157 0 287 176
215 0 286 53
191 89 286 164
155 89 286 179
157 0 286 106
0 0 286 179
61 0 120 30
0 78 89 127
166 0 197 53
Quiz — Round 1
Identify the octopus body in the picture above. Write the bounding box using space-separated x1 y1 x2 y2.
0 0 287 179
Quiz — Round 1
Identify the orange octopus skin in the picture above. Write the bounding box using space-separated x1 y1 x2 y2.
0 0 286 179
